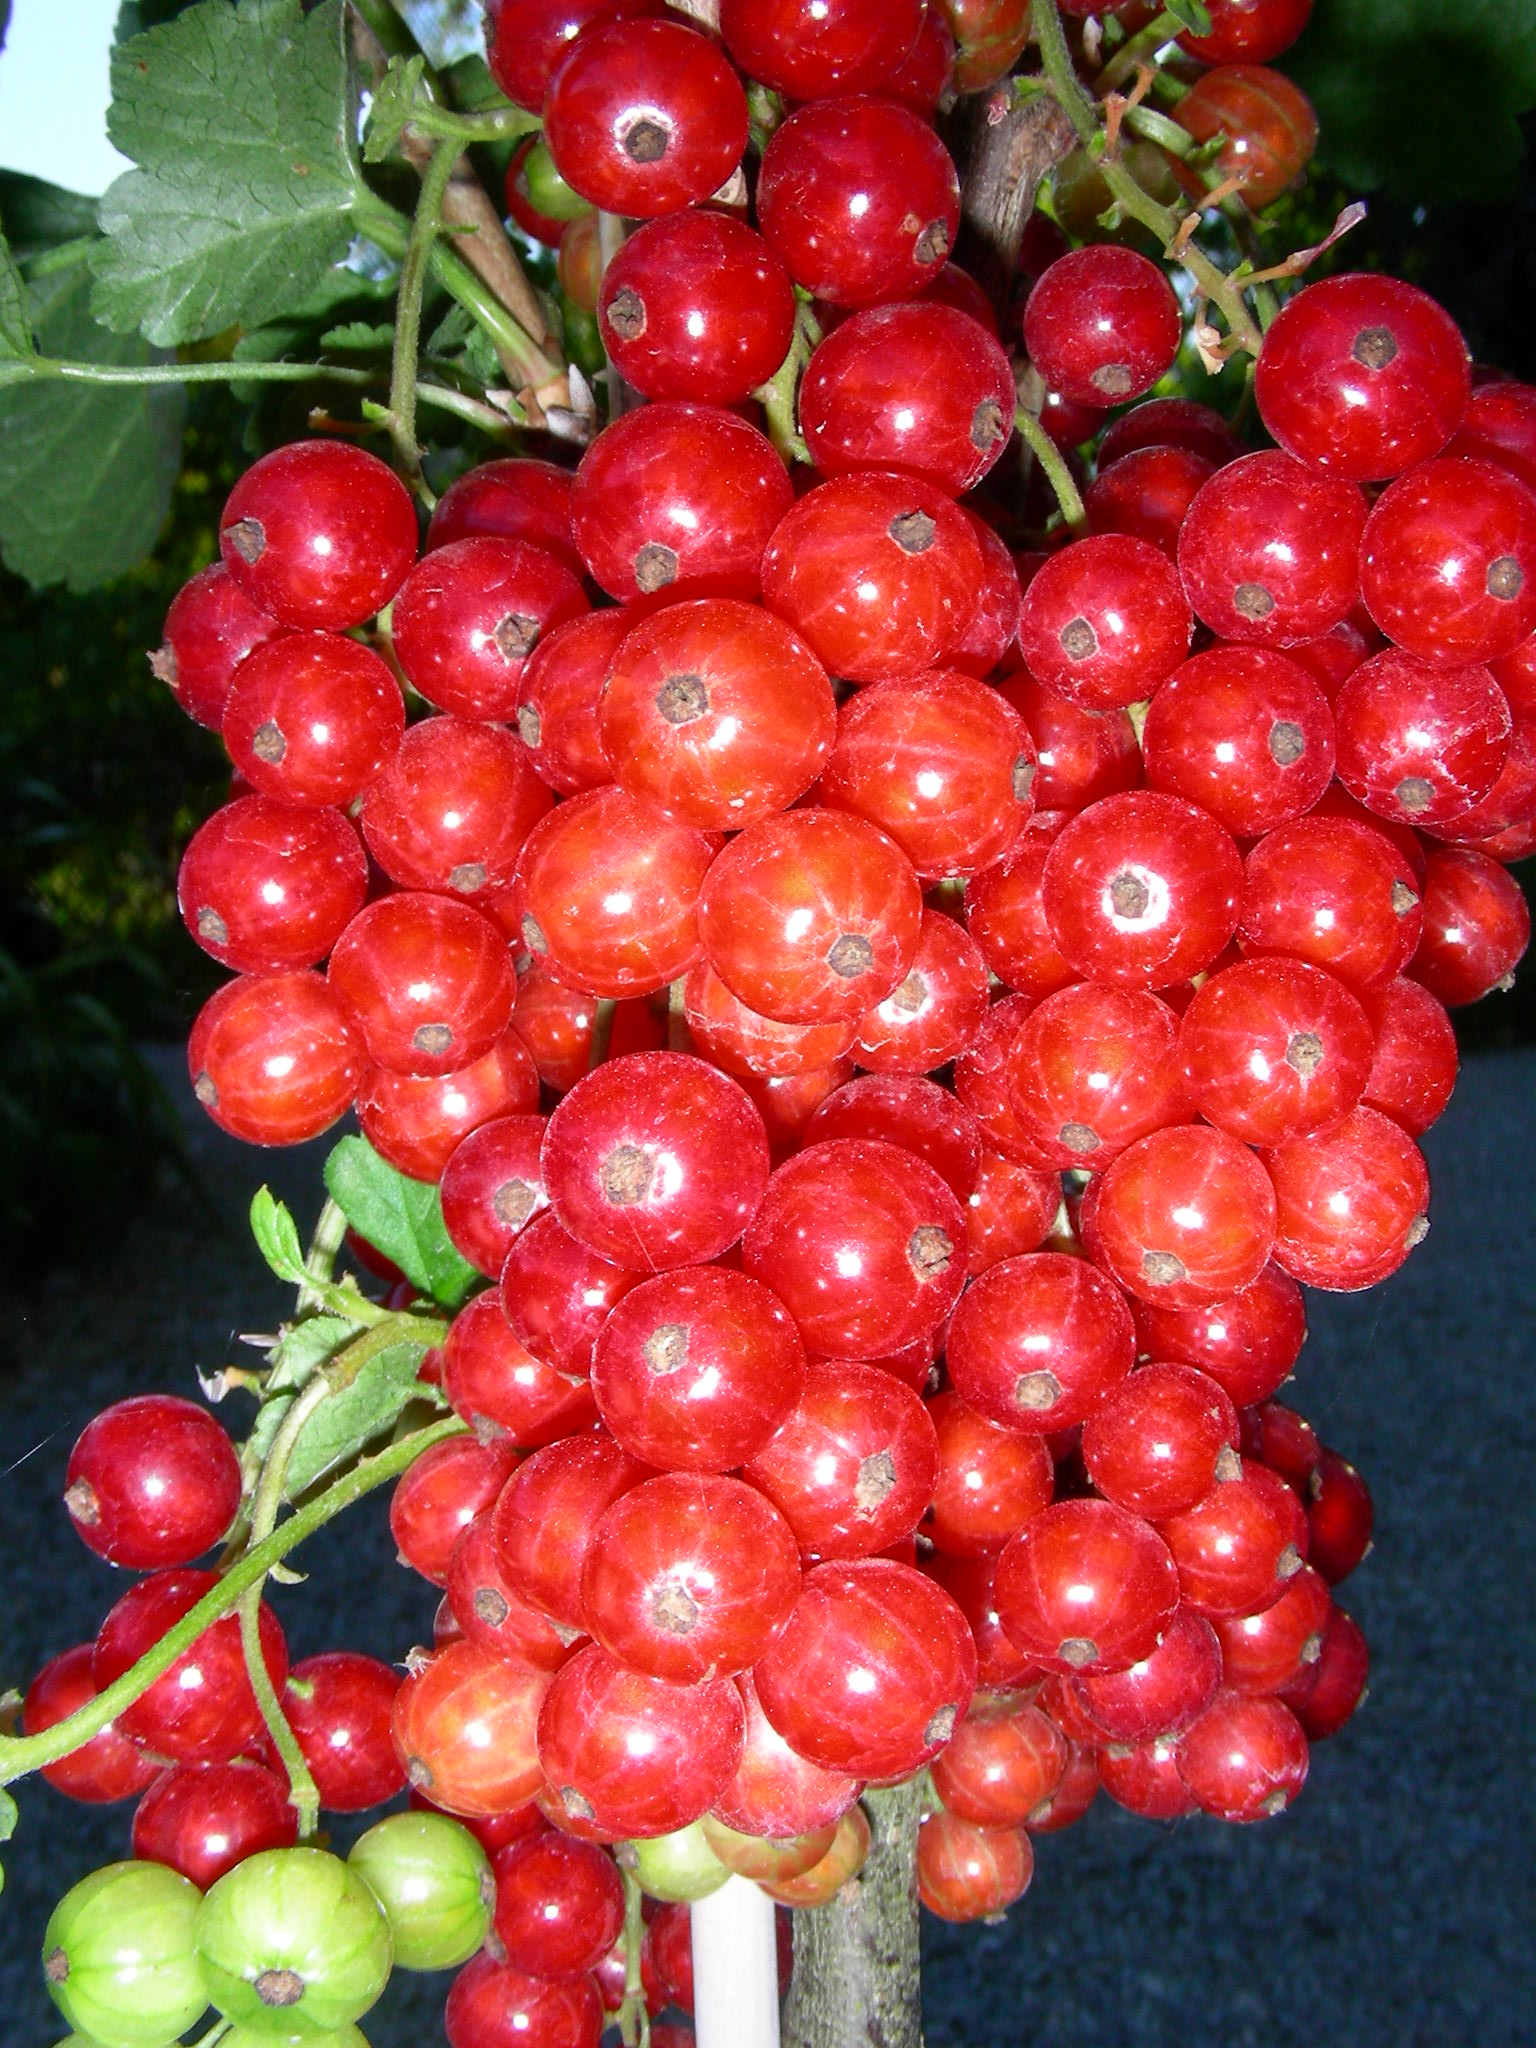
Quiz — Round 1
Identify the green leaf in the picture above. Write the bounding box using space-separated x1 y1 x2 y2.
265 1311 359 1392
321 319 395 351
1287 0 1536 200
0 260 184 589
0 1786 16 1843
1163 0 1212 33
0 233 31 363
364 53 429 164
0 172 100 263
250 1185 310 1286
91 0 363 346
283 1338 443 1497
324 1134 479 1310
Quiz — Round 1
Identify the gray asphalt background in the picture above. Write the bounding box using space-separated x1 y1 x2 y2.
1 1049 1532 2047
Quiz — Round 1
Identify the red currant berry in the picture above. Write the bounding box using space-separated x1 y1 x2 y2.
1177 956 1374 1149
178 796 366 974
946 1249 1136 1434
392 1640 551 1818
1305 1447 1374 1583
1096 1733 1196 1819
1097 398 1244 471
1239 813 1423 991
995 1498 1180 1676
1176 0 1314 64
923 1390 1054 1557
1410 843 1532 1004
719 0 921 95
1362 455 1536 665
1074 1604 1223 1743
1212 1563 1332 1695
446 1955 604 2048
1158 1457 1308 1616
65 1394 240 1571
23 1645 160 1803
757 97 961 308
1016 534 1192 709
219 441 418 629
392 1436 519 1587
1334 649 1512 826
1131 1262 1306 1409
516 611 631 796
500 1211 641 1376
222 632 405 808
1267 1103 1429 1290
852 907 992 1073
714 1669 863 1837
598 211 796 405
492 1432 652 1629
441 1115 551 1277
329 894 514 1078
1005 981 1190 1170
1086 443 1217 561
1178 451 1368 647
964 1148 1063 1276
1446 378 1536 493
1089 1123 1277 1307
1294 1605 1369 1737
917 1810 1033 1922
1172 63 1318 209
444 1289 596 1448
426 456 581 569
132 1760 297 1888
94 1568 288 1765
1176 1690 1308 1820
357 1030 539 1183
1024 247 1181 406
493 1832 623 1981
1141 645 1336 837
188 970 363 1144
391 538 588 722
1360 977 1458 1134
1255 273 1471 481
964 818 1078 1000
152 563 281 728
448 1513 578 1667
1081 1364 1241 1523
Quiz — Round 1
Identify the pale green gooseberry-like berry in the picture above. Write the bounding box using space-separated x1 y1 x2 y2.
625 1820 732 1903
195 1847 392 2037
221 2028 371 2047
347 1812 493 1972
42 1861 207 2048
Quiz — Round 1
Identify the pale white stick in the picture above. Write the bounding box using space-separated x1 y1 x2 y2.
691 1873 782 2048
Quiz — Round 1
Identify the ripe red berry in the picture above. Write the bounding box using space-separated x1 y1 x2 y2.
390 538 588 722
23 1645 160 1803
391 1639 551 1818
1172 63 1318 210
391 1435 520 1587
1410 844 1532 1004
1141 645 1336 836
446 1955 604 2048
493 1832 624 1981
1178 451 1368 647
440 1114 550 1277
945 1249 1135 1434
425 455 580 567
1082 1364 1241 1523
1024 247 1182 407
1088 1123 1278 1308
500 1211 641 1377
131 1760 297 1888
1360 456 1536 666
719 0 922 96
152 562 282 729
1176 0 1314 63
1255 273 1471 481
1293 1605 1369 1737
1212 1564 1332 1695
1176 1690 1309 1820
221 632 405 808
219 440 418 629
1177 955 1375 1148
1075 1604 1223 1744
65 1394 241 1571
1131 1262 1307 1409
917 1809 1034 1922
178 796 367 974
94 1568 288 1765
1086 442 1217 560
1239 813 1424 992
1016 533 1192 709
356 1030 539 1183
329 894 515 1078
1267 1103 1430 1290
188 969 363 1145
1005 981 1190 1170
852 907 992 1074
995 1498 1180 1676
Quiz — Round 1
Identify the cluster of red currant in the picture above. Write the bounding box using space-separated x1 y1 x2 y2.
17 0 1536 2041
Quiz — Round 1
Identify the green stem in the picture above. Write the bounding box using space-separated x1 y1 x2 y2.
1014 403 1086 532
38 357 375 388
298 1198 349 1316
388 135 462 492
399 102 543 148
1096 8 1182 93
0 1416 467 1787
618 1867 650 2048
416 380 526 435
1029 0 1264 359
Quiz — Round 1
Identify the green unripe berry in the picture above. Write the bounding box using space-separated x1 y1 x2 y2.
347 1812 493 1972
625 1821 732 1903
42 1861 207 2048
195 1847 392 2037
221 2028 371 2047
522 139 594 221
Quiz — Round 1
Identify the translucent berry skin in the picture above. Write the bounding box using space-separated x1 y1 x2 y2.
963 1148 1062 1277
493 1431 652 1631
581 1472 802 1682
426 455 580 568
449 1513 579 1668
928 1698 1066 1828
500 1212 641 1377
1267 1104 1429 1291
684 959 857 1080
995 1498 1180 1676
1097 398 1244 471
221 633 405 808
440 1115 549 1278
132 1760 297 1889
819 670 1035 882
1360 977 1458 1134
964 818 1077 1000
1131 1262 1306 1409
1177 956 1375 1149
592 1265 805 1472
1097 1734 1196 1819
753 1557 977 1779
265 1653 405 1812
800 304 1016 495
1074 1605 1223 1744
391 1640 551 1818
916 1810 1034 1923
1172 63 1318 210
1086 443 1216 562
94 1568 289 1765
1178 452 1367 647
538 1642 746 1837
483 0 665 110
543 20 748 219
757 96 961 308
390 537 588 721
1142 645 1336 839
362 718 552 901
1361 456 1536 667
1294 1604 1369 1738
493 1833 623 1983
1082 1364 1241 1523
1176 1690 1309 1821
541 1050 769 1271
515 785 718 999
1239 815 1423 992
1333 649 1511 827
391 1435 520 1587
444 1292 595 1449
1410 845 1531 1005
446 1955 605 2048
719 0 921 97
761 471 984 683
597 211 796 405
951 512 1024 676
219 440 418 629
714 1669 863 1837
358 1030 539 1183
1090 1123 1278 1309
598 598 836 832
572 403 793 604
743 1359 939 1560
329 894 514 1078
924 1390 1054 1557
698 809 922 1026
1015 534 1192 709
1446 379 1536 493
945 1250 1136 1435
742 1137 967 1359
1023 247 1182 406
1305 1447 1373 1583
880 0 957 112
188 969 363 1145
1255 273 1471 482
1213 1563 1332 1695
1042 791 1243 991
853 907 991 1074
1157 1458 1308 1617
178 796 366 975
804 1073 981 1202
517 611 631 796
1176 0 1313 63
65 1395 241 1571
23 1645 161 1803
153 563 282 728
952 992 1043 1163
1005 981 1190 1170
